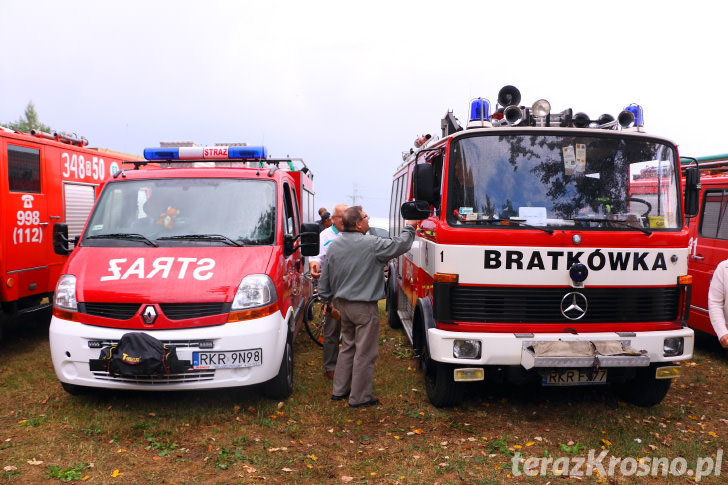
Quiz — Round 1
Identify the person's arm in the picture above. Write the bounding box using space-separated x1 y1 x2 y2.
708 263 728 348
318 258 332 302
309 230 332 278
373 222 417 262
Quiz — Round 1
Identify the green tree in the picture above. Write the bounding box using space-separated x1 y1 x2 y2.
2 101 52 133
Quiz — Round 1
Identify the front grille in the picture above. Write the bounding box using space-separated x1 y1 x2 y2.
92 369 215 384
159 303 230 320
79 303 229 320
88 339 211 349
448 286 680 323
80 303 140 320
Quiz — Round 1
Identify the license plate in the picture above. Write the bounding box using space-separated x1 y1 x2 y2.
192 348 262 369
543 369 607 386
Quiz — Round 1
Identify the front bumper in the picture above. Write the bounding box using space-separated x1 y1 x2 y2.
49 312 288 391
426 327 695 368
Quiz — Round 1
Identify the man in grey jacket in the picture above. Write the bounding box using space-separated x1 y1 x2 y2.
319 205 416 407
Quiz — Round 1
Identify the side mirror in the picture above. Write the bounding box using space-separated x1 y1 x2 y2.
401 200 431 220
684 167 700 218
284 223 321 257
53 223 71 255
299 222 320 257
413 163 434 203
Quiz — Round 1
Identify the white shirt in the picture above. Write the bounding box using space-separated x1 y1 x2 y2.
707 259 728 340
310 225 341 267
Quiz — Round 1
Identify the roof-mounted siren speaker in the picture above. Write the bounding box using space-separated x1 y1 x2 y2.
504 105 524 126
497 85 521 108
572 112 591 128
618 110 635 128
597 113 615 126
619 104 644 129
467 98 492 128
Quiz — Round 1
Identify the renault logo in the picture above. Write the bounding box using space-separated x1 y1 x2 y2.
560 292 588 320
142 305 158 325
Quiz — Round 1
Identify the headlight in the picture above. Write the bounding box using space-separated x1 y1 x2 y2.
663 337 684 357
54 274 78 311
231 274 277 310
453 339 481 359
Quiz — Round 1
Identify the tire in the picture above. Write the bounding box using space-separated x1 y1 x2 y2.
615 364 672 407
61 382 91 396
425 361 464 408
303 297 325 347
386 268 402 329
263 336 294 399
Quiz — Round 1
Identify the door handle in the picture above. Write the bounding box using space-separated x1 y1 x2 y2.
691 255 705 260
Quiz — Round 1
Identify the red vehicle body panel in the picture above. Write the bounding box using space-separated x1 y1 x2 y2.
0 128 139 331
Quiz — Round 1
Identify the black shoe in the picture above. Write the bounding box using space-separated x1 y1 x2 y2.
349 397 379 408
331 391 350 401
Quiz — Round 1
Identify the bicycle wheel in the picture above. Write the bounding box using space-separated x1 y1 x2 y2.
304 296 326 347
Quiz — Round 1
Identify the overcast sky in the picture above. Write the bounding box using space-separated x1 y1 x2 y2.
2 0 726 219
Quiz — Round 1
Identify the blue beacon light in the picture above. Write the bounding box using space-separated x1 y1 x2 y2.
623 104 644 127
470 98 490 122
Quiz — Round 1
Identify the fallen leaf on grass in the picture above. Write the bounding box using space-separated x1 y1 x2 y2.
4 466 17 472
111 469 123 477
708 431 719 438
27 458 43 465
341 476 354 483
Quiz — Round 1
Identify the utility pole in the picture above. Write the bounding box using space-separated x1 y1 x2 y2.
348 183 361 206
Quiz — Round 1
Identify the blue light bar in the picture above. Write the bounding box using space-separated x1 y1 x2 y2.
229 146 268 159
623 104 644 127
144 148 179 160
143 146 268 161
469 98 490 122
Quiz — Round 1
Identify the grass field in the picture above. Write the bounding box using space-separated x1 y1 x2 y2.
1 304 727 484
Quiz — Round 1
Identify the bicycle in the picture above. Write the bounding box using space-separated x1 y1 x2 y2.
303 280 326 347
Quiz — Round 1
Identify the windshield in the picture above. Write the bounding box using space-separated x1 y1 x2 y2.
446 133 680 230
83 178 276 246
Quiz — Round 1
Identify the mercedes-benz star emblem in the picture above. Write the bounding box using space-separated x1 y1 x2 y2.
142 305 158 325
560 292 588 320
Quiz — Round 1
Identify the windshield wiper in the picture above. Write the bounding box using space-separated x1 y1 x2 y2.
86 233 159 247
156 234 244 246
570 218 652 236
469 218 554 235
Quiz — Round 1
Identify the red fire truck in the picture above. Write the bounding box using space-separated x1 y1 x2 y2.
679 154 728 337
0 127 140 340
49 146 319 398
387 86 700 407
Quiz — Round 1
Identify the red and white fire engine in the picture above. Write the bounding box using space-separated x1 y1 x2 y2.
49 145 319 398
679 154 728 337
0 127 139 339
387 86 700 407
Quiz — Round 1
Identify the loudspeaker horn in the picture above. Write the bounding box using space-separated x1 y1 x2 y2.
498 85 521 107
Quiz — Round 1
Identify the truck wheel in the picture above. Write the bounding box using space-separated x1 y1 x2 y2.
386 270 402 329
615 364 672 407
424 358 464 407
61 382 90 396
263 336 293 399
